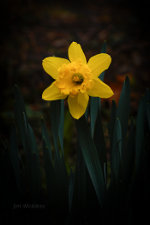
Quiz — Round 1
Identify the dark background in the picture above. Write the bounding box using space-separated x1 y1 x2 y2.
1 0 150 140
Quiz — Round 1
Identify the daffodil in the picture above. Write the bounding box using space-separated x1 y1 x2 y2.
42 42 114 119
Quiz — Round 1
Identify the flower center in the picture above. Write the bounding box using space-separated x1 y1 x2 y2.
55 62 93 96
72 73 84 84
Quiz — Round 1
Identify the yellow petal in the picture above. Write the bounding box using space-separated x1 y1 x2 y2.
88 53 111 78
68 42 87 64
42 57 70 79
68 93 89 119
42 82 67 101
88 78 114 98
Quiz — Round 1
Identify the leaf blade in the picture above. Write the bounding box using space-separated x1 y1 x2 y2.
116 76 130 139
76 117 105 206
111 118 122 181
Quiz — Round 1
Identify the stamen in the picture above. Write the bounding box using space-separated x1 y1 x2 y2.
72 73 84 84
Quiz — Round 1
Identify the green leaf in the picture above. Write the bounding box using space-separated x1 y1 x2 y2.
50 100 64 158
135 96 146 171
14 85 27 150
42 135 55 206
41 119 52 162
71 150 87 212
85 101 89 119
14 86 42 199
14 85 26 113
71 148 98 215
50 101 61 158
94 112 107 175
23 115 42 199
122 119 135 182
9 126 21 192
76 117 105 206
28 124 39 154
90 97 100 137
29 152 42 199
43 137 68 221
116 76 130 139
53 154 68 212
59 100 65 151
49 100 68 210
108 100 117 148
111 118 122 181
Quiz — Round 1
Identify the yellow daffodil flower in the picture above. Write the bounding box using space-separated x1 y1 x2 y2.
42 42 114 119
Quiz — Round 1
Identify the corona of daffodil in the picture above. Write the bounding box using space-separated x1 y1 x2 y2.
42 42 114 119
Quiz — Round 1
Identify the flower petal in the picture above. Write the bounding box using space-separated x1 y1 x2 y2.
68 42 87 64
42 82 67 101
88 53 111 78
88 78 114 98
68 93 89 119
42 57 70 79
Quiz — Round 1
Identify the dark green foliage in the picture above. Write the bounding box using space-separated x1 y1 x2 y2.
50 100 64 157
1 78 149 224
135 91 150 172
111 118 122 182
116 76 130 139
76 117 106 206
9 126 21 192
108 100 117 147
94 112 107 175
122 119 135 182
68 148 100 225
90 97 100 137
59 100 65 151
41 119 53 162
43 104 68 217
14 86 42 201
